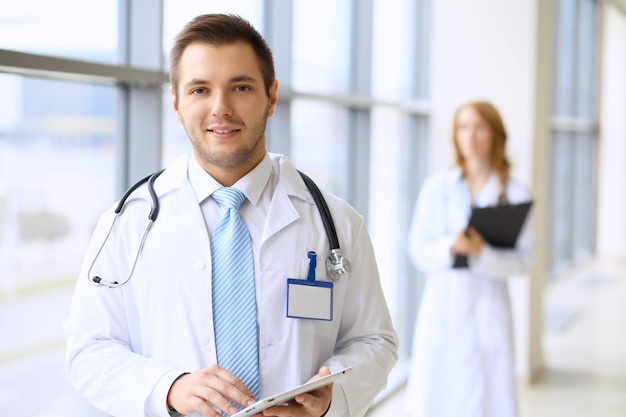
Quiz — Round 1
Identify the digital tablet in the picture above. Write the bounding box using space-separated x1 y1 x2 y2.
231 366 352 417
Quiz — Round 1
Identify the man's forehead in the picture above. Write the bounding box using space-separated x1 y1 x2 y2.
181 40 256 60
179 41 262 78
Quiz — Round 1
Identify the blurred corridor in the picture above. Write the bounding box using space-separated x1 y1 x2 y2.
366 259 626 417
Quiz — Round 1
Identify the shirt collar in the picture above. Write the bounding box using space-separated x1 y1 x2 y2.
187 153 273 206
234 153 273 206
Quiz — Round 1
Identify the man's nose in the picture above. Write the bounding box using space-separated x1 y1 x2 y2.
210 91 233 117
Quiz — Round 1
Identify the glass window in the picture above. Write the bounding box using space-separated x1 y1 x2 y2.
549 0 599 274
370 0 429 368
162 88 192 168
369 108 427 360
549 131 574 272
369 108 408 305
553 0 577 116
575 0 598 119
292 0 351 93
0 1 119 64
572 132 596 258
372 0 415 99
0 74 116 415
289 100 350 197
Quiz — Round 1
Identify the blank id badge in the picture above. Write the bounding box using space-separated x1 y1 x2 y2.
286 278 334 321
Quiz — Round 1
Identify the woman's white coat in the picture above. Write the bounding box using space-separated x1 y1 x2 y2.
405 168 532 417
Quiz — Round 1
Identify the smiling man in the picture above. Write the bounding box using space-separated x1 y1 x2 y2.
172 40 275 186
64 14 398 417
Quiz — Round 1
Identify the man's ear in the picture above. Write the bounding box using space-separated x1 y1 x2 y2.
267 80 279 118
170 85 182 123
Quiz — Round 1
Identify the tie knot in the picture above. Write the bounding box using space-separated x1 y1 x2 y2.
212 187 246 210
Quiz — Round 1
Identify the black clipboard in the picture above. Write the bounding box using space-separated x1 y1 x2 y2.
453 201 533 268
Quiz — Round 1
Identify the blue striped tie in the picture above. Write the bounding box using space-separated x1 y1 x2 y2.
211 187 260 406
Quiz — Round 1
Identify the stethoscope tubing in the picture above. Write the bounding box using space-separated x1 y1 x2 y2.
88 168 349 287
88 170 163 287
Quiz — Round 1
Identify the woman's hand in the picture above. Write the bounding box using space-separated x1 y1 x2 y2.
450 226 485 257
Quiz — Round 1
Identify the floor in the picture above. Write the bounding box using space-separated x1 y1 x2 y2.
366 260 626 417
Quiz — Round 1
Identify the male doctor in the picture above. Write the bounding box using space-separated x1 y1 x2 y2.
64 13 398 417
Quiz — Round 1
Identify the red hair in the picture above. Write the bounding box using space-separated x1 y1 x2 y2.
451 100 511 184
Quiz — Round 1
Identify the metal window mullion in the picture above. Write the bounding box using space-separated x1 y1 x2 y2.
553 0 578 116
263 0 293 155
411 0 432 99
348 0 373 216
397 0 430 360
574 0 600 258
122 0 164 188
0 49 167 86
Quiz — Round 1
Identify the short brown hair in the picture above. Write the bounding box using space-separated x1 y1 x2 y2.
169 14 275 100
451 100 511 184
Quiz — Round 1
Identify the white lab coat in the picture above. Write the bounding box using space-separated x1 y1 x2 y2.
64 153 398 417
404 168 532 417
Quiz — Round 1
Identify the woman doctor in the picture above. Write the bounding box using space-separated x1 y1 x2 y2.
404 101 532 417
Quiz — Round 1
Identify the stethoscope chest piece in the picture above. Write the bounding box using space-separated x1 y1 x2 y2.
326 249 351 282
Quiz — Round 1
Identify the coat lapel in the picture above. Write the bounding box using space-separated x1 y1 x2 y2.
154 153 211 245
260 155 314 245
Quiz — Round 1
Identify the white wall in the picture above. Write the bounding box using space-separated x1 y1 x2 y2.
597 3 626 261
428 0 554 383
429 0 537 185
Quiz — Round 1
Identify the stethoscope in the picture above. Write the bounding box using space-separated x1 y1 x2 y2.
88 169 350 288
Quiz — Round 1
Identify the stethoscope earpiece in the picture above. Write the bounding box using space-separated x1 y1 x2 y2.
91 275 120 287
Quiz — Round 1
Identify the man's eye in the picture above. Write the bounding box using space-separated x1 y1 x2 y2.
234 85 252 92
190 88 207 95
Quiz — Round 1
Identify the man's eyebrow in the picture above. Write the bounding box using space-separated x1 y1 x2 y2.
182 75 258 89
182 78 209 89
231 75 258 83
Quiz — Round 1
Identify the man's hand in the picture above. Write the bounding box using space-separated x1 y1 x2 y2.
261 366 333 417
166 365 256 417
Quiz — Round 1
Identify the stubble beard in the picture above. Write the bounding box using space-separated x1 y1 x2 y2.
184 104 269 170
